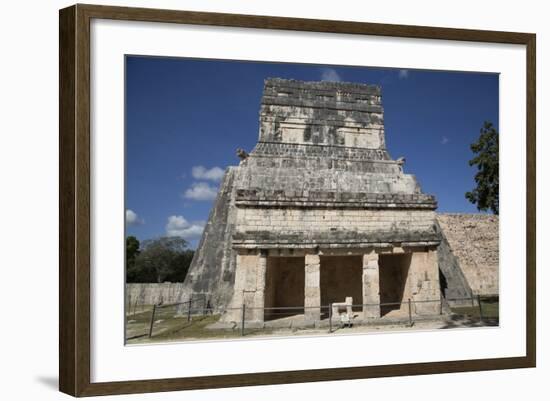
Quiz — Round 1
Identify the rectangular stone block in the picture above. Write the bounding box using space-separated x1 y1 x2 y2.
362 252 381 318
304 254 321 321
409 250 441 316
256 252 267 290
305 269 320 287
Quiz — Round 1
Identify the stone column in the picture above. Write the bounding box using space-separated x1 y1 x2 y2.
304 253 321 323
254 250 268 322
363 252 381 319
409 249 440 316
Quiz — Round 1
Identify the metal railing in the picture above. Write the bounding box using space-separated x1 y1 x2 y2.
148 295 209 338
136 294 498 340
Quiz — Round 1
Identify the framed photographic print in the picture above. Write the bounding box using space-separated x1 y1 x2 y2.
59 4 536 397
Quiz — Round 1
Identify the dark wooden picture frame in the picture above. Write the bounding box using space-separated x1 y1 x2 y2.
59 3 536 397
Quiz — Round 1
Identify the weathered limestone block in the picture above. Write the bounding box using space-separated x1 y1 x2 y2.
331 296 353 318
221 253 264 322
408 250 441 315
304 254 321 322
363 252 381 318
235 254 259 292
253 251 268 322
236 209 437 232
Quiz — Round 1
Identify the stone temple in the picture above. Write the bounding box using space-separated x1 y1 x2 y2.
183 78 444 323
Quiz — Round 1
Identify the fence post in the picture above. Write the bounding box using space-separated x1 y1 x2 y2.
328 303 332 333
187 297 192 322
241 304 246 337
408 299 413 327
477 294 483 323
148 304 157 338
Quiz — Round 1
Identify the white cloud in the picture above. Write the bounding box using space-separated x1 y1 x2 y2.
165 215 205 240
191 165 225 182
398 69 409 79
320 68 342 82
183 182 218 201
440 136 450 145
125 209 144 225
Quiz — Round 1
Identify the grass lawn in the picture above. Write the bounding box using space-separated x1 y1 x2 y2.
126 306 276 344
451 299 499 319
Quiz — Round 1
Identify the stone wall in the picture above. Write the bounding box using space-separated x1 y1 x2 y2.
259 78 384 149
236 208 436 232
236 156 422 194
233 208 439 249
437 214 499 296
126 283 187 306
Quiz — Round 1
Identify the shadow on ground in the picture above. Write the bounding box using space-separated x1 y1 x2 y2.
35 376 58 390
440 314 499 329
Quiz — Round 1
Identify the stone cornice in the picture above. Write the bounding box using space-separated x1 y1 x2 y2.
235 189 437 210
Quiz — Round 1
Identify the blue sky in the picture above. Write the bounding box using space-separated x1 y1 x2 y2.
125 56 499 248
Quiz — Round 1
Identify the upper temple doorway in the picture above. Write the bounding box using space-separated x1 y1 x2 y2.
320 255 363 315
264 256 305 321
378 253 412 316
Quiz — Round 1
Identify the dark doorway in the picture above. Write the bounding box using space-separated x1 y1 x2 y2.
378 253 412 316
264 257 305 320
320 255 363 314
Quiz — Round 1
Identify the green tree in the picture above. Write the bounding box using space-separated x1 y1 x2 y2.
129 236 194 283
465 121 499 214
126 236 140 268
164 249 194 282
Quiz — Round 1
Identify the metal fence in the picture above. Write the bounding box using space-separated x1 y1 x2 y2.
134 294 498 340
148 295 209 338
